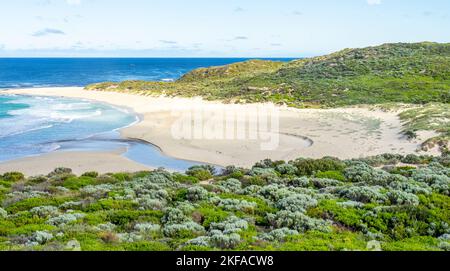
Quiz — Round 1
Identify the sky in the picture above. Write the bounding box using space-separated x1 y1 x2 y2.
0 0 449 57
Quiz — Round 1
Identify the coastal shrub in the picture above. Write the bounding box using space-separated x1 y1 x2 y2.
259 228 299 242
30 206 60 218
218 178 242 193
242 176 267 187
217 198 257 213
209 231 241 249
110 173 132 183
311 200 365 230
411 165 449 195
292 158 345 176
386 190 420 206
344 162 393 185
186 231 242 249
312 178 344 189
117 232 142 243
163 222 205 238
249 167 278 177
134 223 161 234
197 207 229 228
258 184 295 203
186 166 214 181
388 180 432 195
137 196 166 211
49 168 73 176
276 194 318 213
106 210 140 227
121 241 171 251
173 173 199 184
0 208 7 219
5 197 60 213
80 184 115 198
210 216 249 234
222 166 245 179
186 187 209 202
288 177 310 188
62 176 96 190
47 213 85 226
315 171 346 181
337 186 387 203
29 230 54 245
1 172 25 183
186 236 211 247
275 164 298 175
59 201 83 210
26 176 48 185
267 211 331 233
85 199 138 212
81 172 99 178
162 208 189 225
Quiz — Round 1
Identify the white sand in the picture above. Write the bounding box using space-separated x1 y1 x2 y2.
0 87 437 174
0 149 151 176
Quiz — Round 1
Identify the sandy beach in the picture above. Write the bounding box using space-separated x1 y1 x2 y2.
0 87 437 175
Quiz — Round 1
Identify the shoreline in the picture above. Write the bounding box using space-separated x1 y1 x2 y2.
0 87 439 175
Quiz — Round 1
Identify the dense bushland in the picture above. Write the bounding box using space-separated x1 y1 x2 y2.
0 153 448 251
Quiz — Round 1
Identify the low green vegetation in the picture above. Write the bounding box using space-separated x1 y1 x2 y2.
0 153 448 251
86 42 450 108
399 103 450 153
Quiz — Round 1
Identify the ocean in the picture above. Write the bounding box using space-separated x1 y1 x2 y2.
0 58 291 171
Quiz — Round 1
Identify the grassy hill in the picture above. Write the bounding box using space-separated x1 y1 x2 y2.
87 42 450 108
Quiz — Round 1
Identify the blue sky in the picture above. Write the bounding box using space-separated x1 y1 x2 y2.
0 0 449 57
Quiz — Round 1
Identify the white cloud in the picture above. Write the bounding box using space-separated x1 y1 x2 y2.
367 0 382 5
32 28 66 37
67 0 81 5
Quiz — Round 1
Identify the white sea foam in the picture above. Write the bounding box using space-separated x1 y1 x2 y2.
0 96 105 138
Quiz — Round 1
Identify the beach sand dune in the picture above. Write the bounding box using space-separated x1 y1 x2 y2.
0 87 436 175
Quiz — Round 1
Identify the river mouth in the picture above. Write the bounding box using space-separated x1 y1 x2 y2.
53 131 209 172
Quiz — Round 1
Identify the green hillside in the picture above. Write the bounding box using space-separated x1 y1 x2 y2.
87 42 450 107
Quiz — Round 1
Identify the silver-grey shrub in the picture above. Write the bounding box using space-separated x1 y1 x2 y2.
336 186 387 203
187 186 210 201
249 167 278 177
209 231 241 249
218 178 242 193
163 222 205 238
276 194 317 213
30 206 60 218
161 207 189 225
47 213 85 226
259 228 299 242
267 211 331 233
290 177 310 188
134 223 161 234
275 163 298 175
0 207 7 219
218 198 257 213
386 190 420 206
210 216 249 234
30 231 54 245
